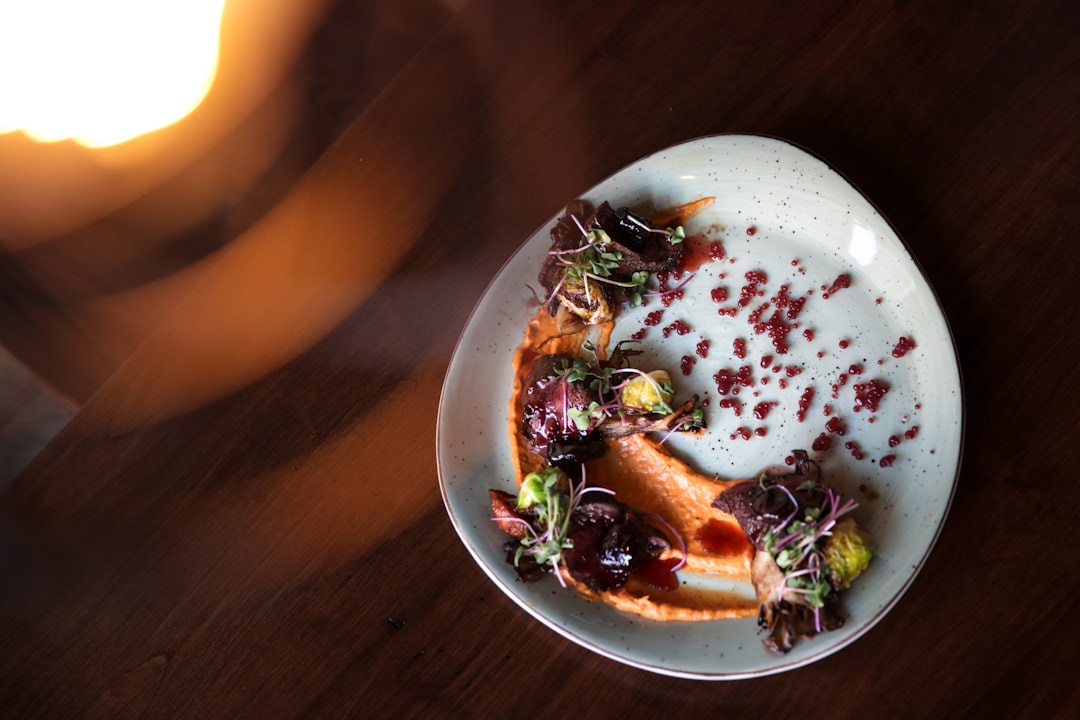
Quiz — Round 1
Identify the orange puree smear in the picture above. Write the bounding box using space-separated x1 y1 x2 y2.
507 306 757 622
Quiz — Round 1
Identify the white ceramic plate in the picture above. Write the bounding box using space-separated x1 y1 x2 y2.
436 134 963 679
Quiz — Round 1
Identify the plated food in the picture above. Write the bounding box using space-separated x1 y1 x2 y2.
491 198 876 652
437 135 962 678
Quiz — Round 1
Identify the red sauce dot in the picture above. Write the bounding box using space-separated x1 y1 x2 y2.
746 226 757 236
853 379 890 413
904 425 920 440
892 336 917 358
812 433 832 451
888 434 901 447
839 339 850 349
797 387 815 422
733 338 747 359
844 441 865 460
635 556 681 591
825 416 847 436
696 519 753 556
710 286 729 303
718 398 743 416
695 339 710 358
753 401 778 420
644 310 664 326
680 355 696 376
879 454 897 467
713 365 754 395
825 274 851 297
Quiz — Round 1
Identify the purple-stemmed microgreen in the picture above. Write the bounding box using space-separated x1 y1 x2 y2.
643 511 688 572
623 213 687 245
762 481 860 632
546 212 679 311
506 466 616 587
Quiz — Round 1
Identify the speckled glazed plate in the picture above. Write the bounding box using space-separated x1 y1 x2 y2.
437 134 963 679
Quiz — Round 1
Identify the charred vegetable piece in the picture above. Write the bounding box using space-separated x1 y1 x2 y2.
489 467 674 591
520 347 705 470
713 450 874 654
538 200 686 324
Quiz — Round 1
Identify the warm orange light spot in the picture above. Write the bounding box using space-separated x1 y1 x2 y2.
0 0 226 148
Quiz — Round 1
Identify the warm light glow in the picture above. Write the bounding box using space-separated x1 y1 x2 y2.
0 0 226 147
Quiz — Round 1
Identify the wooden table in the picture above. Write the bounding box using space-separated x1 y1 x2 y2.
2 0 1077 716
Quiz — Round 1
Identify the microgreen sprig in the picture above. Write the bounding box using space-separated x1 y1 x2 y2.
547 213 677 310
762 482 859 632
508 466 615 586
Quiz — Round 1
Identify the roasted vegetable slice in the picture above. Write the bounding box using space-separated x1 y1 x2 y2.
713 450 874 654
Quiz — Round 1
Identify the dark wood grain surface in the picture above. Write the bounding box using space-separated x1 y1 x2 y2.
2 0 1078 717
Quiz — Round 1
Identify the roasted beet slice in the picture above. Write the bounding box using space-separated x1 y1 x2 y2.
520 354 599 458
562 494 670 592
712 450 828 549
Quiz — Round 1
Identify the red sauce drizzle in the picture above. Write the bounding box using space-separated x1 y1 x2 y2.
697 519 753 556
635 556 681 591
822 273 851 299
678 234 721 274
